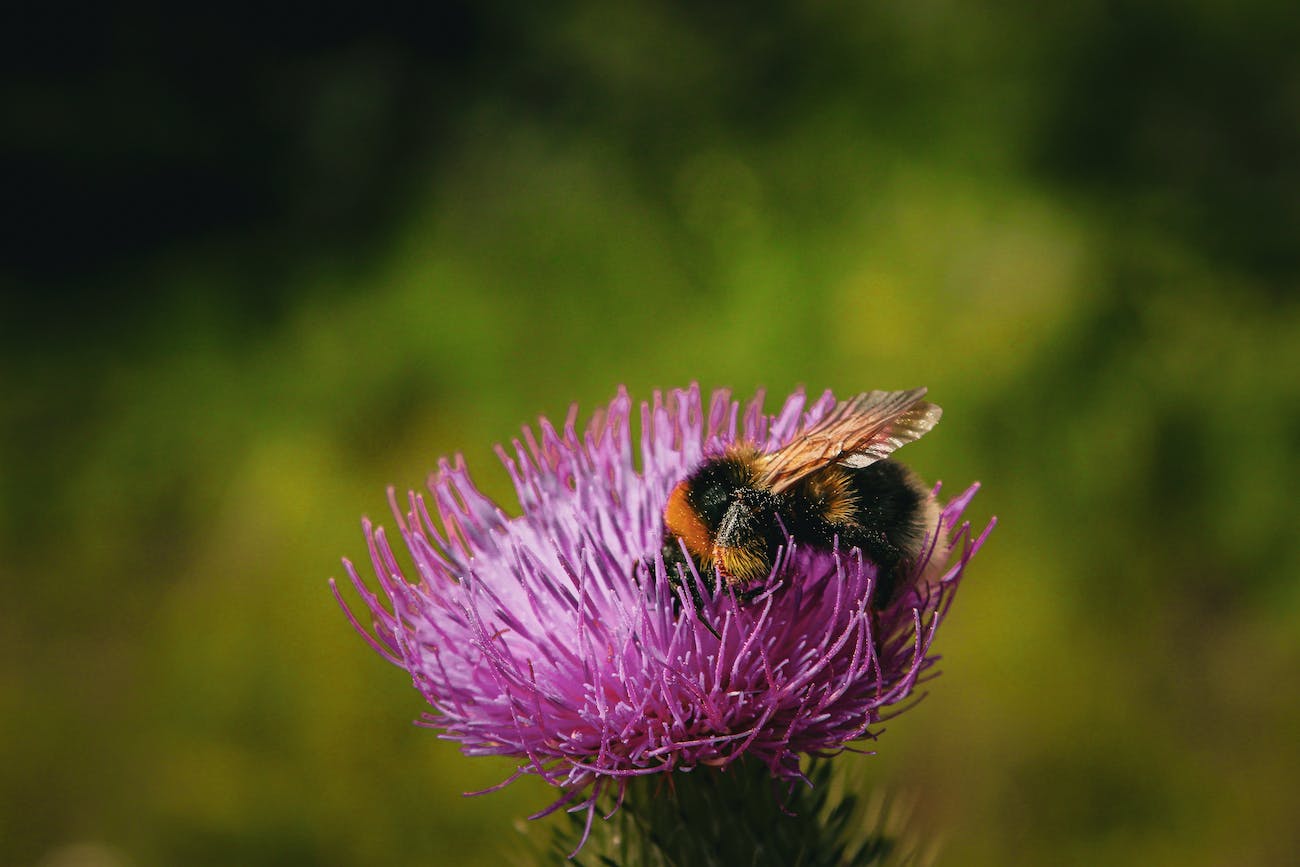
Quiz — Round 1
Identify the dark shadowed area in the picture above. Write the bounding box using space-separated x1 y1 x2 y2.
3 2 1298 865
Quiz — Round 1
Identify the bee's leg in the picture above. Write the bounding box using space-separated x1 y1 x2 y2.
690 585 722 641
658 539 722 640
676 555 723 641
836 525 905 608
869 605 888 667
866 561 913 655
659 539 689 613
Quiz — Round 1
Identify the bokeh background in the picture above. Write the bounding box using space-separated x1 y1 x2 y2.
4 3 1299 865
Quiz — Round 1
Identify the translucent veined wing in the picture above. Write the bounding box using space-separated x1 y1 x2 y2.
756 388 941 493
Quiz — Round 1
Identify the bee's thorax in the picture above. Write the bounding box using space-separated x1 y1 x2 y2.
664 481 714 561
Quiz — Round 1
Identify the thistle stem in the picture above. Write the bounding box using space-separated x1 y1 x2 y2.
539 760 919 867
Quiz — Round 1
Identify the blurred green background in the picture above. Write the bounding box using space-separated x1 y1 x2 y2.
3 2 1298 865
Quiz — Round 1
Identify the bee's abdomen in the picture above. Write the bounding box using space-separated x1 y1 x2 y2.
846 461 925 547
834 460 928 605
801 466 858 524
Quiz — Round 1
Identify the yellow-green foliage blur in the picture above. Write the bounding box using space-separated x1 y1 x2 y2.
3 3 1298 865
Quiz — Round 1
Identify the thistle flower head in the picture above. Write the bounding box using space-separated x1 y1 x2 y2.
333 385 992 848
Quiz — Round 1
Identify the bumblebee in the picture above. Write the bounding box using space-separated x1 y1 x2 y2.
659 388 944 610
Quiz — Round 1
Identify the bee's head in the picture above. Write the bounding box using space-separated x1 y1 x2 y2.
712 487 783 586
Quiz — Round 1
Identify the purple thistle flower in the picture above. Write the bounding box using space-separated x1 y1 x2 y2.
333 385 992 851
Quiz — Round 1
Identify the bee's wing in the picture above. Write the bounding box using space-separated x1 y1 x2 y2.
757 388 941 493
